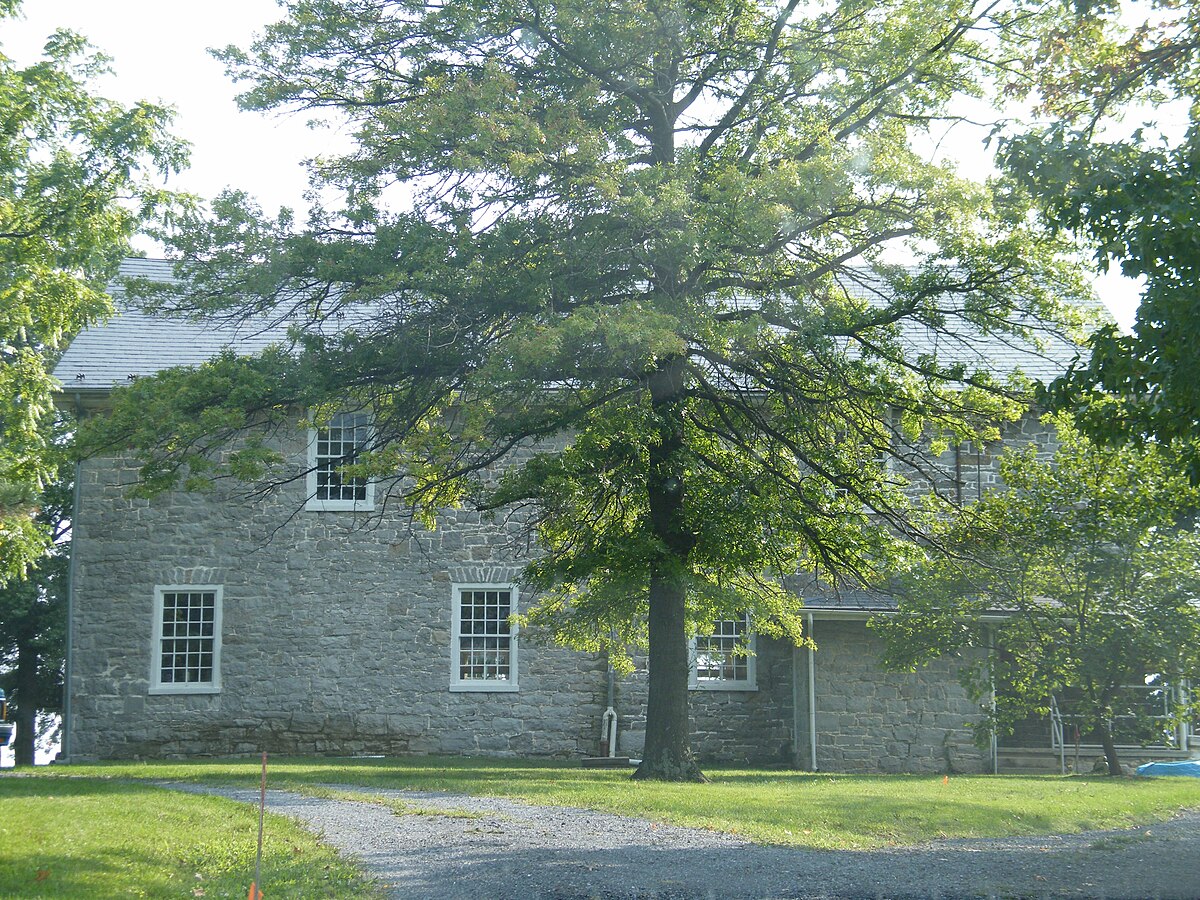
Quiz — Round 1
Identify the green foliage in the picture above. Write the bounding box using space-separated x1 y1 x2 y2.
0 414 73 765
873 416 1200 768
999 1 1200 475
0 2 188 579
83 0 1092 775
0 778 381 898
14 758 1200 850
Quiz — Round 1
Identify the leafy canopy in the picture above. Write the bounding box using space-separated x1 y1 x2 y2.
999 0 1200 476
874 416 1200 772
0 2 188 579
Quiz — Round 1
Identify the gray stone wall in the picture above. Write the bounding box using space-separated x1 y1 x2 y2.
898 414 1058 504
67 414 1046 769
68 424 612 761
689 636 796 764
795 618 989 774
611 636 796 765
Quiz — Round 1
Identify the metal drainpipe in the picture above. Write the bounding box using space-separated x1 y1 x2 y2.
62 395 84 762
601 633 618 757
807 613 817 772
975 441 983 501
988 625 998 774
954 443 963 506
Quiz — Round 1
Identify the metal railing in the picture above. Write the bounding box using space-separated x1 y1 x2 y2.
1049 682 1192 760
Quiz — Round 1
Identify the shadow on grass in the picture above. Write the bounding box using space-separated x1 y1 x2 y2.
0 775 150 798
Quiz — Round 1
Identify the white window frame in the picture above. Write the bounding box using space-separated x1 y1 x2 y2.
150 585 223 695
690 614 757 691
450 583 519 692
305 411 375 511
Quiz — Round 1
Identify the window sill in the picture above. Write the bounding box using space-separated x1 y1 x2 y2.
149 685 222 696
305 500 376 512
690 682 758 692
449 682 520 693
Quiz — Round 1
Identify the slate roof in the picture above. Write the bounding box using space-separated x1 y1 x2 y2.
787 574 1019 617
53 258 1087 394
836 274 1087 384
54 259 291 394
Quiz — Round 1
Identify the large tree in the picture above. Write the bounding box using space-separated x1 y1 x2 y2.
998 1 1200 477
0 0 187 579
87 0 1088 779
874 417 1200 776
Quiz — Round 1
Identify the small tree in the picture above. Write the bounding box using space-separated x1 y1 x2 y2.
874 416 1200 775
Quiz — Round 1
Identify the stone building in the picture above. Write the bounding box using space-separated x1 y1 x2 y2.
54 259 1077 772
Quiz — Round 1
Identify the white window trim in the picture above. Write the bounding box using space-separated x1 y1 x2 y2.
689 615 758 692
305 413 376 512
450 582 520 693
149 584 223 695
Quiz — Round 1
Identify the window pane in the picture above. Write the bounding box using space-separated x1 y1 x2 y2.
314 412 370 502
457 589 513 681
696 614 751 683
159 592 217 686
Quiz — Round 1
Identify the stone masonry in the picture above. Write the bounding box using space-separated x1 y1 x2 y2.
66 412 1056 770
795 619 989 774
68 420 614 760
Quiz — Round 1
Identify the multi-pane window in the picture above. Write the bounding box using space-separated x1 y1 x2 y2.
451 586 519 691
692 614 756 690
151 586 222 693
307 412 374 510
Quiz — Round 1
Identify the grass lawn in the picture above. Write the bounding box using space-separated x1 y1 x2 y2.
0 775 383 899
8 756 1200 852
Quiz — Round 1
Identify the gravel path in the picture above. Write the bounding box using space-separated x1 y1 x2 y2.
165 783 1200 899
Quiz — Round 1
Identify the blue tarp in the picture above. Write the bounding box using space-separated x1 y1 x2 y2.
1135 760 1200 778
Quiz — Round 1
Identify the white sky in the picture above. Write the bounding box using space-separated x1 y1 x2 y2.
3 1 333 219
2 0 1142 329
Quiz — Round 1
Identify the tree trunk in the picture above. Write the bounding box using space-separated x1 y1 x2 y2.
13 643 38 766
633 357 705 782
1100 723 1123 776
634 569 704 781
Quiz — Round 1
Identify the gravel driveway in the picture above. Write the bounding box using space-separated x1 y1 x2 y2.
167 783 1200 899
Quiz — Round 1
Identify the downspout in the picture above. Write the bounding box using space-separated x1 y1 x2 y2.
62 395 83 762
954 443 963 506
987 625 998 774
791 645 801 768
807 612 817 771
600 632 618 757
601 668 618 757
